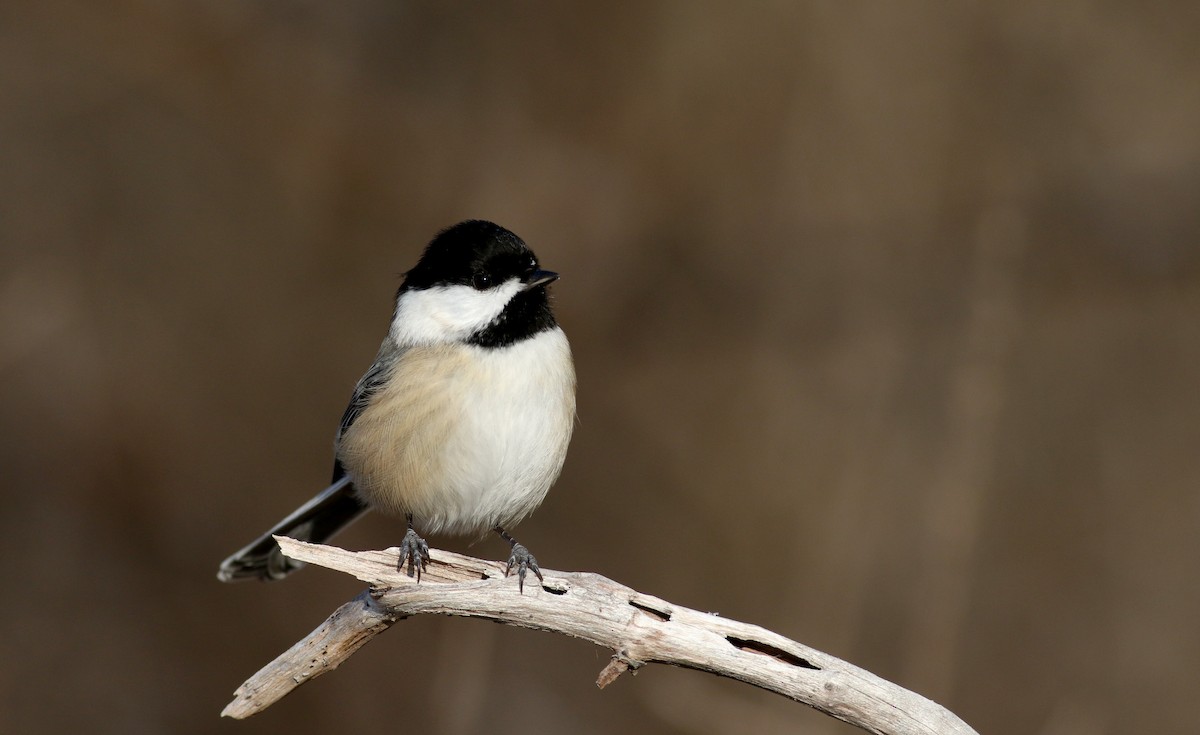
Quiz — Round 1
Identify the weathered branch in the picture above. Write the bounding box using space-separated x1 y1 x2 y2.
222 537 978 735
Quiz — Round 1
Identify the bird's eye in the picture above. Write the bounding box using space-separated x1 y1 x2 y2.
471 271 492 290
527 255 538 272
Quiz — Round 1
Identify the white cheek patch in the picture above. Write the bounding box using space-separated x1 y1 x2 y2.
390 279 523 345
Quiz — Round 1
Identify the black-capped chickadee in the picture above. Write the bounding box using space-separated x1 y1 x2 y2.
218 221 575 591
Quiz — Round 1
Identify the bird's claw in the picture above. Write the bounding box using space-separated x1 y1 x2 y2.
397 527 430 581
504 543 543 593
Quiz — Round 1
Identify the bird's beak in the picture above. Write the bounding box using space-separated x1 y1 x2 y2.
522 269 559 290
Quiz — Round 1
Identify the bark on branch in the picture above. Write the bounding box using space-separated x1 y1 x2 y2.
221 537 978 735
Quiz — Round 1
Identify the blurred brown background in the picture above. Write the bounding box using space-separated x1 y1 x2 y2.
3 2 1198 734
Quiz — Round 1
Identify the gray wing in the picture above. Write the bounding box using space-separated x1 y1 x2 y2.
218 341 408 582
331 341 405 481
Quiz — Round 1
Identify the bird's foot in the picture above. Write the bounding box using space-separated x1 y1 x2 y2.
504 543 543 593
396 527 430 581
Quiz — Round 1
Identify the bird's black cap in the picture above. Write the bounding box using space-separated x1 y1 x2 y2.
403 220 543 292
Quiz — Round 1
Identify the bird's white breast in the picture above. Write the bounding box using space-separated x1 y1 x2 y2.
336 326 575 536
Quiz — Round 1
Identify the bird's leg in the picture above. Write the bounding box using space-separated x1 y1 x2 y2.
397 514 430 581
494 527 543 593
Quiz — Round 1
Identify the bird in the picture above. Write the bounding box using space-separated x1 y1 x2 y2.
217 220 575 592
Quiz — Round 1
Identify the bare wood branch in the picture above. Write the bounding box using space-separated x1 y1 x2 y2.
222 537 978 735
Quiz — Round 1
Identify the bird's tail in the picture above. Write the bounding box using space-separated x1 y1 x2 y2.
217 475 368 582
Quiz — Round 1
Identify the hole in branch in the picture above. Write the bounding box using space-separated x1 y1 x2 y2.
630 599 671 622
726 637 819 669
